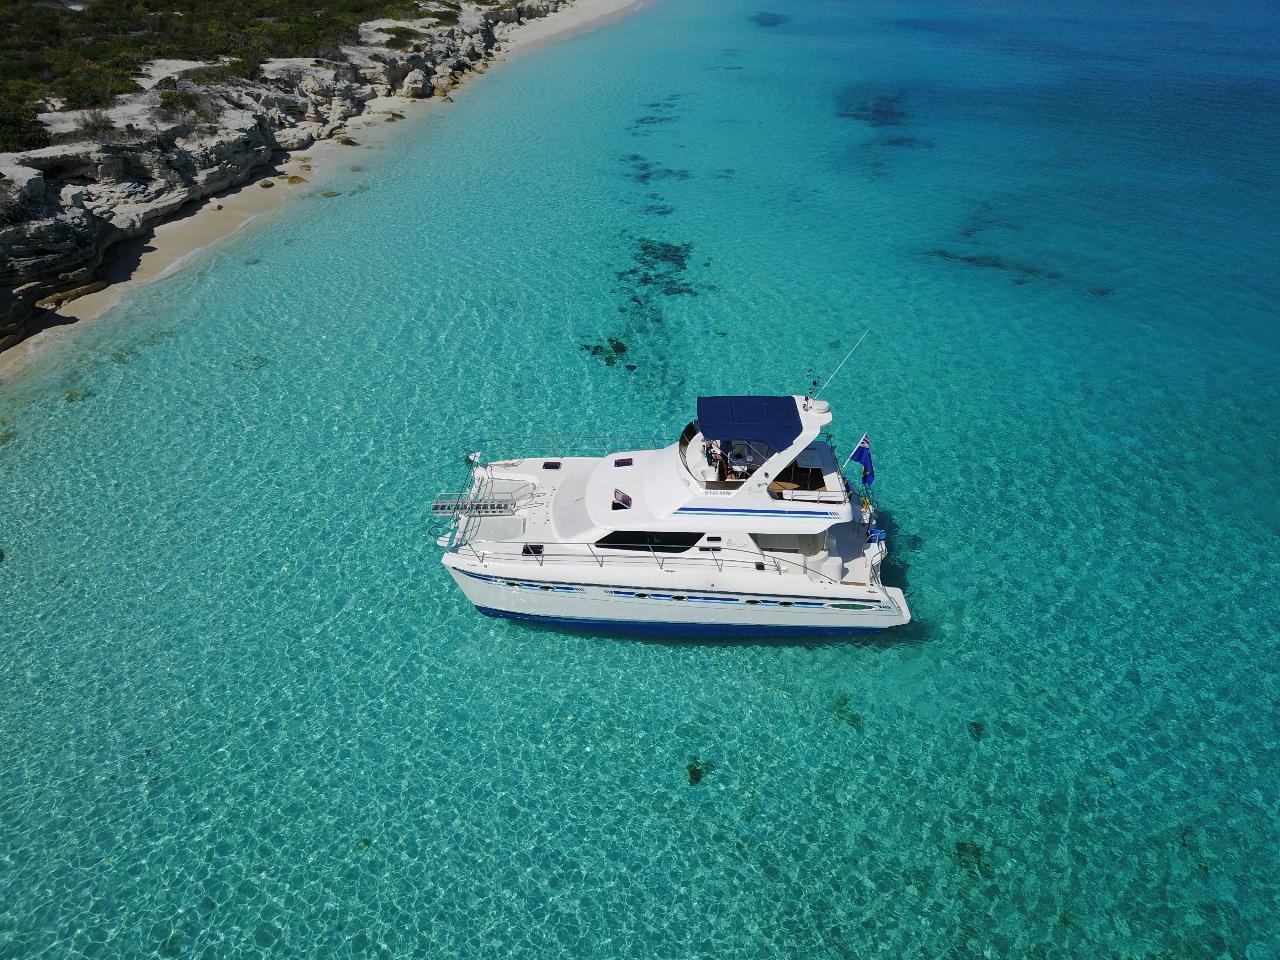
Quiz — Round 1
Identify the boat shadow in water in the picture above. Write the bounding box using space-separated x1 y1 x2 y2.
875 508 916 594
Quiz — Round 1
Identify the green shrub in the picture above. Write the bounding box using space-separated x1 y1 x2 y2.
0 0 468 137
158 89 202 114
382 25 427 49
73 108 116 140
0 98 51 151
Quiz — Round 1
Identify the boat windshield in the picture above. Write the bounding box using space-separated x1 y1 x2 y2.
678 420 777 485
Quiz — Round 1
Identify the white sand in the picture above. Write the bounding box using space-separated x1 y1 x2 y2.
0 0 645 380
498 0 649 59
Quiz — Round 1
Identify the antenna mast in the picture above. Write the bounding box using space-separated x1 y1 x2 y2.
807 329 869 406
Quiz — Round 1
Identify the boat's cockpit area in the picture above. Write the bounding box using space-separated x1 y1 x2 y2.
677 420 849 503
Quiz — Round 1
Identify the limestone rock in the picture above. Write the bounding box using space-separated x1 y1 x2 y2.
401 69 430 98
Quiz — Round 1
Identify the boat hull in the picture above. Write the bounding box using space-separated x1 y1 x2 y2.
474 605 880 638
444 558 910 636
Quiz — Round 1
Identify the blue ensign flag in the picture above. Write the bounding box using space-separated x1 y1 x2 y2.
851 433 874 486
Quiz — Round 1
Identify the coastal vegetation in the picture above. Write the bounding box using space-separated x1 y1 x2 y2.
0 0 470 150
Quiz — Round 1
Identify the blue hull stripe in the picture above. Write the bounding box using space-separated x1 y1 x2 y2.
455 568 882 605
474 606 877 637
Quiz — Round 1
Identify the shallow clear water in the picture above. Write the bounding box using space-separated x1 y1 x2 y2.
2 0 1279 956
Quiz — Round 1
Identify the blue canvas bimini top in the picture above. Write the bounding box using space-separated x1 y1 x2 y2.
696 396 803 449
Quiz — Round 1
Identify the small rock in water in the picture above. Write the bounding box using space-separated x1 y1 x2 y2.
750 11 791 26
0 548 6 563
109 350 137 364
63 388 91 403
624 364 637 372
259 180 274 189
832 694 863 730
336 137 359 147
321 191 341 198
286 175 307 185
232 354 269 371
954 840 991 878
0 430 16 447
687 756 716 786
243 258 261 266
968 721 985 741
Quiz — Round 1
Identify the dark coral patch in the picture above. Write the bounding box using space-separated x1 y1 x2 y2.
832 695 864 731
1090 286 1114 297
635 238 690 271
63 388 92 403
968 720 985 741
929 248 1060 282
879 136 934 148
954 840 992 879
232 354 269 371
622 153 691 184
643 203 675 216
838 90 907 126
617 238 697 295
0 430 15 447
1178 826 1211 876
109 350 138 364
687 756 716 785
750 11 791 26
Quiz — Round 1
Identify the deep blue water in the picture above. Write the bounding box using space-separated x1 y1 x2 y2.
2 0 1278 956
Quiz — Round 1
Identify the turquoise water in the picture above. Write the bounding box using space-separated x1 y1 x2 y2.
3 0 1279 955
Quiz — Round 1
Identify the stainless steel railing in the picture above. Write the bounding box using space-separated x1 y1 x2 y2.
454 540 845 586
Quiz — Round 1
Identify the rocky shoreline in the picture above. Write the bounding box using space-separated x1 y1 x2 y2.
0 0 575 355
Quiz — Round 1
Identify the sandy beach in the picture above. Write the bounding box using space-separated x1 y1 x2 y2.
0 0 647 381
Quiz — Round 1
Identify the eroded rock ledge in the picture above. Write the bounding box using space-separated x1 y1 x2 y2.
0 0 569 353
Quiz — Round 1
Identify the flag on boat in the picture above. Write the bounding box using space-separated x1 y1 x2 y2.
850 433 874 486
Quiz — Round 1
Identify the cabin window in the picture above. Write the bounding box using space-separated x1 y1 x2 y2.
522 544 544 556
594 530 704 553
542 461 561 470
614 457 634 467
611 489 633 511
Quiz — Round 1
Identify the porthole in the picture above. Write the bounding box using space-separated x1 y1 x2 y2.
634 593 650 599
778 601 794 607
672 595 688 601
745 599 761 605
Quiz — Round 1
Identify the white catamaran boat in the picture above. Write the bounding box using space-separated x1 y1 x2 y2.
431 395 911 637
